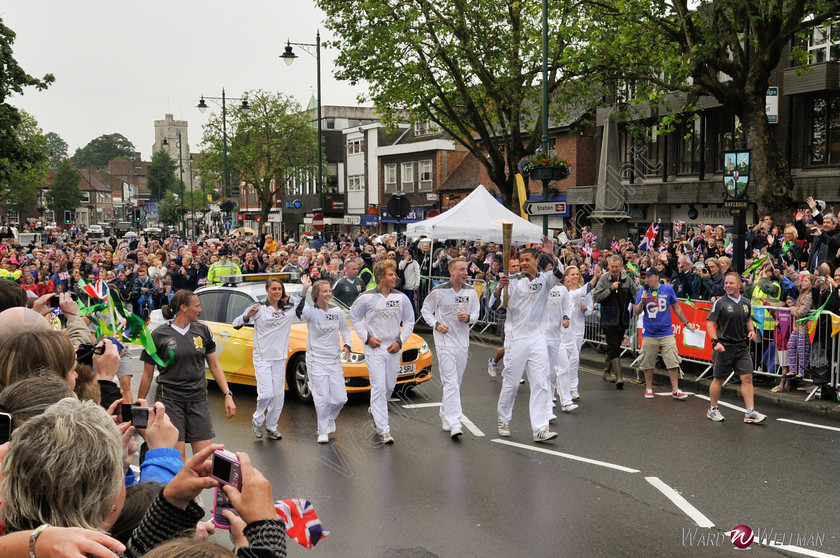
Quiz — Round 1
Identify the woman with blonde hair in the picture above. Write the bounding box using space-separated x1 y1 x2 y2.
296 275 352 443
0 329 78 393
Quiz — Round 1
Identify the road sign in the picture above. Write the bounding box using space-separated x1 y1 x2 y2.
426 209 441 218
312 213 325 231
724 200 748 209
522 201 567 216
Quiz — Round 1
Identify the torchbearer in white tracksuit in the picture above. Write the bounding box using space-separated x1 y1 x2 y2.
421 257 480 439
296 275 353 444
563 265 598 402
543 283 574 422
233 278 300 441
490 236 562 443
349 259 415 445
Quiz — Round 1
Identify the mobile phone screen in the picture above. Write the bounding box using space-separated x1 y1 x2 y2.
212 455 232 482
0 412 12 445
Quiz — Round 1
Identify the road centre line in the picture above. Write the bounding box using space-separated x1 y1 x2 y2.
645 476 714 528
491 439 641 473
693 394 747 413
724 532 840 558
402 401 484 436
460 415 485 437
776 418 840 433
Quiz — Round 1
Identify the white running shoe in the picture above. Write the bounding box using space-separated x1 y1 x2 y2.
317 434 329 444
744 410 766 424
487 358 498 378
498 419 510 437
252 424 263 439
328 420 336 434
706 407 725 422
548 413 558 423
379 432 394 444
561 403 579 413
533 429 558 442
450 428 463 438
571 390 580 401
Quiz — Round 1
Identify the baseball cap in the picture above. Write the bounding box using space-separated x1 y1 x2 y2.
645 267 660 276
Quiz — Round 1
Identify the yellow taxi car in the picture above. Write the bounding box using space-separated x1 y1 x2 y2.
150 273 433 403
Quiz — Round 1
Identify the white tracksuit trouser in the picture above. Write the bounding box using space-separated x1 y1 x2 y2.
546 340 573 418
307 359 348 436
365 346 401 435
498 335 551 436
570 334 584 392
253 358 286 430
437 346 469 430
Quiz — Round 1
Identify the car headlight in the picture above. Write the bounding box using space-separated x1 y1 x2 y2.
419 341 430 354
341 352 366 364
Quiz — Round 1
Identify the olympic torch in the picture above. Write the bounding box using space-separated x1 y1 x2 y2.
502 222 512 308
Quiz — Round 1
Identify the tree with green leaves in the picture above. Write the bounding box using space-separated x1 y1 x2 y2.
199 90 319 228
317 0 594 208
2 110 49 214
0 18 54 214
72 133 135 169
156 191 181 227
147 149 178 201
583 0 840 217
44 132 68 168
46 159 84 218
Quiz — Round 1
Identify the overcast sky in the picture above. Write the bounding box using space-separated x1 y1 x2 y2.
2 1 367 158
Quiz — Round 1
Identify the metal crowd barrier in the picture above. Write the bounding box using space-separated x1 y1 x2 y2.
579 299 839 399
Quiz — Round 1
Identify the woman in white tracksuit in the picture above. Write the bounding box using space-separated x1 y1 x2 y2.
563 266 597 400
296 275 352 444
544 284 575 419
233 278 299 440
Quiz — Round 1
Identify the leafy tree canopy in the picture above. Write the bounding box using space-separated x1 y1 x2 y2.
46 159 84 215
44 132 68 168
73 133 135 169
199 89 318 228
581 0 840 216
0 18 54 210
317 0 596 207
156 191 180 226
147 149 178 201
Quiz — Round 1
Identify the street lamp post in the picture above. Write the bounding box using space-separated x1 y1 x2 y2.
540 0 550 236
281 31 324 214
197 89 250 232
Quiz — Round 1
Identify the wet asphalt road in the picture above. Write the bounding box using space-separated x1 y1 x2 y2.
131 336 840 557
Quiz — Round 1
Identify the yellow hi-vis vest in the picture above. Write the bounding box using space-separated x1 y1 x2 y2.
751 282 781 332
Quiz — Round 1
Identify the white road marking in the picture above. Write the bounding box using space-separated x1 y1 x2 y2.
401 401 484 436
491 439 640 473
724 531 840 558
693 394 748 413
402 402 443 408
777 418 840 433
460 415 485 437
646 476 714 528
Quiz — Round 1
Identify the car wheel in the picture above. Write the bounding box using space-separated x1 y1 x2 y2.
289 354 313 404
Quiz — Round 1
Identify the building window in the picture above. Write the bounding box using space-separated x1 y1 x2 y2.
347 139 363 155
348 175 365 192
809 24 840 64
6 211 19 225
401 162 414 193
618 124 664 177
809 95 840 165
678 117 701 174
384 164 397 193
414 120 439 136
44 210 54 222
711 111 744 171
325 118 336 130
418 159 433 192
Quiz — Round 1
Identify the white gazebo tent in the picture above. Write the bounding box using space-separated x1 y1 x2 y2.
406 184 543 243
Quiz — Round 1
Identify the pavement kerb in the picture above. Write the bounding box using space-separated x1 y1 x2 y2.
446 324 840 423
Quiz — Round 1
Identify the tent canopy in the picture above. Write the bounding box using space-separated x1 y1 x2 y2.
406 184 543 244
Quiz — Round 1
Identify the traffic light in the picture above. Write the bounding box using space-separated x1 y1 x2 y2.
64 210 71 224
135 209 141 222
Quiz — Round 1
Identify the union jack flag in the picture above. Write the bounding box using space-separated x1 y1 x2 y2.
638 219 660 252
82 279 109 300
584 232 597 244
275 499 329 549
611 237 619 251
673 220 684 234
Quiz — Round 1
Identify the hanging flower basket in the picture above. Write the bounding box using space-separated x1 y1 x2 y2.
518 152 572 181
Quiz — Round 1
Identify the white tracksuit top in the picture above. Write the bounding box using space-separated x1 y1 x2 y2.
232 295 301 361
296 299 353 368
349 288 415 349
543 284 572 343
490 270 562 342
421 281 480 349
567 284 593 340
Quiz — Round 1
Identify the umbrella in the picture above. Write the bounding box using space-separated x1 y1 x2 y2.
122 231 138 239
231 227 258 237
